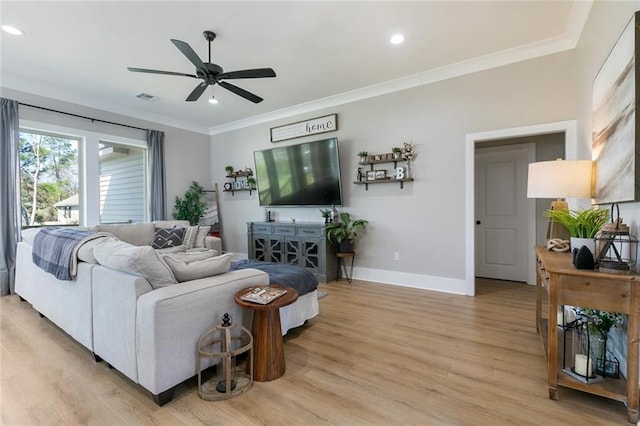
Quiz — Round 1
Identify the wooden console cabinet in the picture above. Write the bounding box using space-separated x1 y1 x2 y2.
535 247 640 423
247 222 338 283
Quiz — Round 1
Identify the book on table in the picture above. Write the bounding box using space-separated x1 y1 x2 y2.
241 286 287 305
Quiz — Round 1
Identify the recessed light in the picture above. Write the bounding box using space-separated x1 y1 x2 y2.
2 25 24 36
390 33 404 45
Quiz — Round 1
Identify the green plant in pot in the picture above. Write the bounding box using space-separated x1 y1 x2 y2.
326 212 368 252
544 207 609 252
173 181 206 225
357 151 368 162
319 208 332 224
391 146 402 159
224 165 234 176
247 177 256 189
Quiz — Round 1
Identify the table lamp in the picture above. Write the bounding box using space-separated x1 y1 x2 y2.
527 159 593 242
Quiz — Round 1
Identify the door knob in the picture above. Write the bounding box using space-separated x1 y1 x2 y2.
476 220 481 225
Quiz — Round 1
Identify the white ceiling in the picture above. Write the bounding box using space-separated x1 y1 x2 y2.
0 1 590 135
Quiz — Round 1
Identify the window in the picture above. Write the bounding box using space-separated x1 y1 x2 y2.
19 130 80 226
19 121 148 226
99 141 147 224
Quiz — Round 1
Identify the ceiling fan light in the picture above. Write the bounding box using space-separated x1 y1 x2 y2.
2 25 24 36
209 97 218 104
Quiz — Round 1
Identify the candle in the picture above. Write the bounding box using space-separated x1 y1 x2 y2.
574 354 593 377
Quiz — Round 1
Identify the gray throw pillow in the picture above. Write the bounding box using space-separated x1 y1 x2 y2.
152 227 185 249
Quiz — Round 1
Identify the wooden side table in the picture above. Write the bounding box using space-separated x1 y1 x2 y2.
336 252 355 283
535 247 640 423
234 285 298 382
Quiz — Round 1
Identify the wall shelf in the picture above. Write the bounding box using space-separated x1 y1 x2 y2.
355 152 413 190
223 170 255 196
353 178 414 190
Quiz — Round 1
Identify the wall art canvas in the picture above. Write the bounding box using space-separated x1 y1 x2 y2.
592 12 640 204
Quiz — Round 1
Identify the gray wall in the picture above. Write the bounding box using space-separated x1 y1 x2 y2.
211 51 576 292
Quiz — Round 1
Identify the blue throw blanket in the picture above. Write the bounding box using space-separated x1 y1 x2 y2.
32 228 98 280
229 260 318 296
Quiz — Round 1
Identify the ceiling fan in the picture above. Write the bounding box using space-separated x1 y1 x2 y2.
127 31 276 103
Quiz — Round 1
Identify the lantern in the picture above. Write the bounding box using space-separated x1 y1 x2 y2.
595 204 638 274
196 313 253 401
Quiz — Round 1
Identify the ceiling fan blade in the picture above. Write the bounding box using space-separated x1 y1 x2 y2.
186 82 209 102
127 67 198 78
218 81 263 103
171 39 207 74
218 68 277 80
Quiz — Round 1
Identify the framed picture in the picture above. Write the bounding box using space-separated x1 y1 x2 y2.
592 11 640 203
366 171 377 181
374 170 386 180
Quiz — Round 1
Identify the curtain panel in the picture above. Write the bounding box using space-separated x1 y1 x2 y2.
147 129 166 221
0 98 20 295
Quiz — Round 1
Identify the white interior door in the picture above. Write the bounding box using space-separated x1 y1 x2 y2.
475 145 533 282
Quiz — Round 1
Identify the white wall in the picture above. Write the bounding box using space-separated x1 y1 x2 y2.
575 1 640 242
0 87 212 222
212 51 576 294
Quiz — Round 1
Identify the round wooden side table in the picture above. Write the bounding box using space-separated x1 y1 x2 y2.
234 284 298 382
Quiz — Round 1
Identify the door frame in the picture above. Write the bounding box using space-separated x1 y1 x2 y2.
474 143 536 283
464 120 577 296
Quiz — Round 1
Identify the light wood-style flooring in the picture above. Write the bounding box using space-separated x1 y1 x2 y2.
0 278 629 425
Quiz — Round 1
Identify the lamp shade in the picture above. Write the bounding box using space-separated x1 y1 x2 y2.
527 160 593 199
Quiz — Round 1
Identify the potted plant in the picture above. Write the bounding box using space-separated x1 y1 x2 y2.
544 207 609 252
326 212 368 252
173 181 206 225
224 165 234 176
391 147 402 159
357 151 368 162
319 208 332 224
247 177 256 189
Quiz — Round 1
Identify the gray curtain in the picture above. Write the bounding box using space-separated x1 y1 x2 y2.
0 98 20 296
147 129 166 221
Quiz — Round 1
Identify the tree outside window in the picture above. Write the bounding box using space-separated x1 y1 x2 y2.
19 131 79 226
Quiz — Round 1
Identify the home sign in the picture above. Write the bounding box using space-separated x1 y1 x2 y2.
270 114 338 142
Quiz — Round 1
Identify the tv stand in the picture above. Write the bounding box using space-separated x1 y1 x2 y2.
247 222 338 283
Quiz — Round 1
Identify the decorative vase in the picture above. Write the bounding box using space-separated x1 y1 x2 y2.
570 237 595 255
406 161 412 179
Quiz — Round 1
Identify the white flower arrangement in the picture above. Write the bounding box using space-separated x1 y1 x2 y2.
401 142 416 162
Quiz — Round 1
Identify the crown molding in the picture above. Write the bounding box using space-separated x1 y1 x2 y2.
210 1 593 136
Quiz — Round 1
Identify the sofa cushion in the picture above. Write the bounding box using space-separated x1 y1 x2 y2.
152 227 185 249
153 220 190 229
163 253 232 282
162 250 219 263
155 245 187 255
93 238 177 289
95 223 155 246
183 225 211 249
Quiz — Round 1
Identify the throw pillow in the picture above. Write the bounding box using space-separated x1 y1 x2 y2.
163 252 233 282
152 227 185 249
183 225 211 249
161 250 219 263
93 238 177 289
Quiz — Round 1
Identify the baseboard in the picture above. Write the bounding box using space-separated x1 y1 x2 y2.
232 252 468 295
352 267 469 295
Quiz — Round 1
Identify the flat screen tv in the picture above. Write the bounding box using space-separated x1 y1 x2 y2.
253 138 343 206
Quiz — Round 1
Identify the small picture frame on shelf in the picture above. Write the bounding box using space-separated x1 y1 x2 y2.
374 170 386 180
366 171 377 181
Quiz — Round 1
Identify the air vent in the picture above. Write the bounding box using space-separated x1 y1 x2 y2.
135 93 160 102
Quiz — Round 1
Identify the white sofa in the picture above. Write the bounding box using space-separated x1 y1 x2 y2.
15 221 319 405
